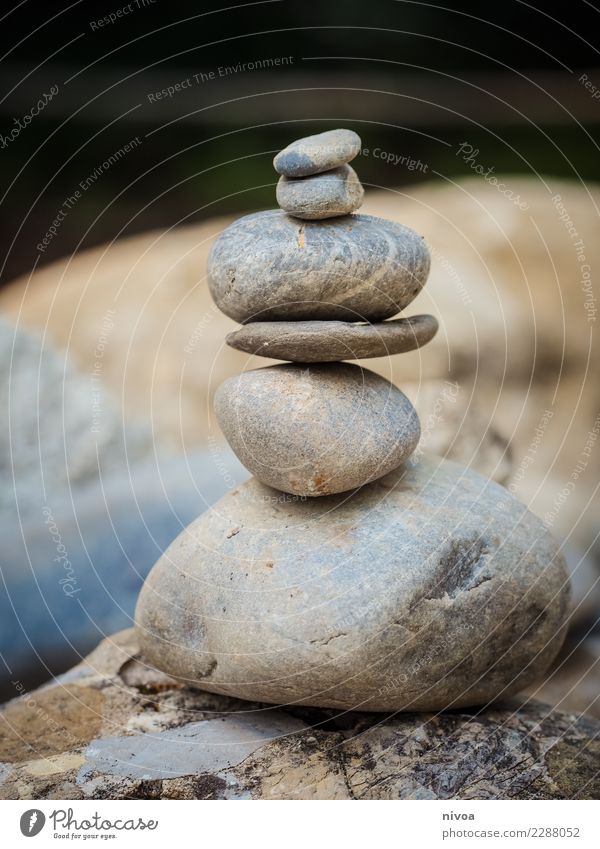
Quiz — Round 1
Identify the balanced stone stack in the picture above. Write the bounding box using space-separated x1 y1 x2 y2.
135 130 570 711
209 129 435 496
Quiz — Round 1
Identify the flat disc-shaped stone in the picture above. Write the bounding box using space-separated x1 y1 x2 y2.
225 314 438 362
273 129 361 177
208 211 431 323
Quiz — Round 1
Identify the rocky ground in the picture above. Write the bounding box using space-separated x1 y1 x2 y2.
1 630 598 800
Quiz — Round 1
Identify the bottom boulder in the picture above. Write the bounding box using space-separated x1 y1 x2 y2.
135 455 570 711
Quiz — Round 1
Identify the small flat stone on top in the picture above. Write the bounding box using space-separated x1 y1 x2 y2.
276 165 364 220
274 129 361 177
226 315 439 362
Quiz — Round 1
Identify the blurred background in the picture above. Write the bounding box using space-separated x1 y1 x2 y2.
2 0 600 280
0 0 598 718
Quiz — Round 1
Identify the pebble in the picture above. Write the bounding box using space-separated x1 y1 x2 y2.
273 129 361 177
214 362 420 496
208 211 430 323
276 165 364 220
225 314 439 362
135 455 570 711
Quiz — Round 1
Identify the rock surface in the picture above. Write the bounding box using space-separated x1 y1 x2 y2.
207 211 430 323
276 165 364 219
135 455 570 711
214 362 420 495
2 629 598 800
226 314 438 362
273 129 361 177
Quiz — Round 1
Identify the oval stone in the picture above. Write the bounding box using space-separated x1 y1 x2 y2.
273 129 361 177
225 314 439 362
214 362 420 496
208 211 430 323
276 165 364 220
135 455 570 711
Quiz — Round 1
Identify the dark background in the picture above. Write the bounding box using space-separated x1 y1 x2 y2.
1 0 599 283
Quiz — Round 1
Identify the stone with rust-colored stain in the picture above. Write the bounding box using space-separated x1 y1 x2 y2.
214 362 420 495
0 684 104 763
135 456 569 711
276 165 364 220
273 129 361 177
207 211 430 323
226 314 438 362
1 631 598 800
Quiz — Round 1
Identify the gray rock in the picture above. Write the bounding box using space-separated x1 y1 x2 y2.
208 211 430 323
0 447 249 700
214 362 420 495
0 299 253 698
276 165 364 220
135 455 570 711
3 631 598 799
0 316 152 515
226 314 438 362
273 129 361 177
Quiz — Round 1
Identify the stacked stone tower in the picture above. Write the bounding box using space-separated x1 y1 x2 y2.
210 129 435 496
136 129 569 711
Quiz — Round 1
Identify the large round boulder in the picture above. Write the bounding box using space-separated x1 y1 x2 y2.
135 456 570 711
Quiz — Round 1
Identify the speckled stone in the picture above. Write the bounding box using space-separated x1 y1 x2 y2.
208 211 430 323
135 455 570 711
273 129 361 177
276 165 364 220
214 362 420 496
226 314 438 362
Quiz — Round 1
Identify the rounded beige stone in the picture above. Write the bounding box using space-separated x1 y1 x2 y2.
214 362 421 496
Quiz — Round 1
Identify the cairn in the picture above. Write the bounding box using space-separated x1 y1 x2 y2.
136 129 569 711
